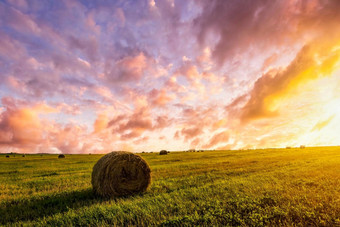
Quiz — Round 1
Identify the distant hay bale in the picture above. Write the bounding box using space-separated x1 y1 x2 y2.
6 155 9 158
22 155 25 157
286 146 291 149
300 145 305 149
91 151 151 197
159 150 168 155
58 154 65 158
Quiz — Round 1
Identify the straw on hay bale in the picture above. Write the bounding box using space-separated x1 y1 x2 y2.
91 151 151 197
58 154 65 158
159 150 168 155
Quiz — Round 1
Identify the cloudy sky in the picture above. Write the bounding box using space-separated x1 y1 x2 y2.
1 0 340 154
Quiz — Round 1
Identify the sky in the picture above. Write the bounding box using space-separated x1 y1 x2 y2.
1 0 340 154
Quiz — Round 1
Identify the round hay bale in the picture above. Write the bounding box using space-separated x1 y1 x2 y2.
22 155 25 157
91 151 151 197
58 154 65 159
159 150 168 155
6 155 9 158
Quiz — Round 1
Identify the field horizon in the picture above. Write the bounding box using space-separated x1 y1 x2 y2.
1 146 339 226
2 145 340 155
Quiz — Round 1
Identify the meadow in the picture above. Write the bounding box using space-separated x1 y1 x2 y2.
0 147 339 226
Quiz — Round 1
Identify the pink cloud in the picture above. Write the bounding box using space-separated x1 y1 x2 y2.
181 127 202 141
0 98 57 148
149 89 175 106
1 3 41 35
203 131 229 149
105 52 148 82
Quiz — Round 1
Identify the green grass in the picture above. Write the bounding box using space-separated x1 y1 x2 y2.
0 147 340 226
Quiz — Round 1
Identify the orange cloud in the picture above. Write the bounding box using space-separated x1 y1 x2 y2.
149 89 175 106
312 115 335 131
0 107 44 146
93 114 109 133
239 41 340 122
203 131 229 149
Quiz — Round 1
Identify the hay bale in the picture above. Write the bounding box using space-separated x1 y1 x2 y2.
58 154 65 158
159 150 168 155
6 155 9 158
300 145 305 149
22 155 25 157
91 151 151 197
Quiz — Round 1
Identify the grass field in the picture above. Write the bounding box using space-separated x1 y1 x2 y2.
0 147 340 226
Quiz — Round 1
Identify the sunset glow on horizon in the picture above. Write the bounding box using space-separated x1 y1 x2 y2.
1 0 340 154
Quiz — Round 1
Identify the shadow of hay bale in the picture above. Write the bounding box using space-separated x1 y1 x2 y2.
0 188 101 225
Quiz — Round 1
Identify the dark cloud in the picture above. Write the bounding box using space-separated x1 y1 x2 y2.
194 0 288 65
194 0 340 65
104 53 148 83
